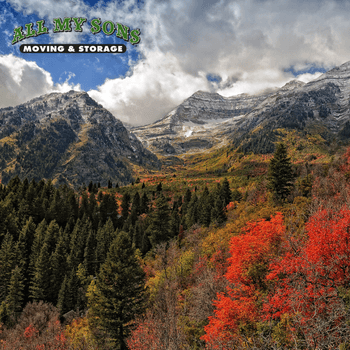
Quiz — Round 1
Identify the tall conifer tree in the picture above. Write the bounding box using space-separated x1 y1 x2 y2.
30 242 51 301
221 178 232 206
268 142 295 202
147 193 170 246
87 231 145 349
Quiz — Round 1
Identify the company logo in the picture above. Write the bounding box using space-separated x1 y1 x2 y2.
12 18 141 53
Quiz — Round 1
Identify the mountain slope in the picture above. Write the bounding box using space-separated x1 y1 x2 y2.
0 90 159 187
133 61 350 155
231 62 350 153
132 81 306 155
131 89 276 155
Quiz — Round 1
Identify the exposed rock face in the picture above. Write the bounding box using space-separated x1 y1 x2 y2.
0 90 159 187
231 63 350 153
133 60 350 155
131 81 305 155
131 90 273 155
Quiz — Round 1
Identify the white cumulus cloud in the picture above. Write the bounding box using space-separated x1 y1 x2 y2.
0 54 80 108
88 50 208 125
4 0 350 124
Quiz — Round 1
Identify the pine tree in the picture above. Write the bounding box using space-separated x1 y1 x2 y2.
89 191 98 226
15 217 36 305
4 266 24 320
182 188 192 215
232 189 243 202
221 178 232 206
141 231 151 256
67 268 81 310
100 193 118 226
95 218 117 271
121 192 131 222
199 187 212 227
30 242 51 301
79 192 89 219
48 189 64 225
267 143 295 202
16 217 36 266
0 266 25 326
0 234 16 303
83 229 97 276
147 193 170 246
58 269 79 313
129 192 141 226
211 196 227 225
43 219 60 255
156 182 162 192
67 190 79 220
87 231 146 349
68 216 91 271
57 275 68 314
132 222 143 250
185 193 199 228
28 219 47 281
140 192 149 214
50 229 67 303
170 201 181 238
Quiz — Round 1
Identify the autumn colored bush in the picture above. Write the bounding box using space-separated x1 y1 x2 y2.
265 206 350 349
0 301 68 350
202 213 285 349
126 314 163 350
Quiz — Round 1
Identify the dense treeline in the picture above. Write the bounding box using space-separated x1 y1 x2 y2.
0 173 236 348
3 139 343 349
125 144 350 350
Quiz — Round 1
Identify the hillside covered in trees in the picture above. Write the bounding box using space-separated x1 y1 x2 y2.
0 130 350 349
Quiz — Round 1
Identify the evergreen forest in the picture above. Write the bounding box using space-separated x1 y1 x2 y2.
1 134 350 349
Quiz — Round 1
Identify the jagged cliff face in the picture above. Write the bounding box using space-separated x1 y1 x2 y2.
131 81 305 155
231 63 350 153
131 90 274 155
0 90 159 187
132 61 350 155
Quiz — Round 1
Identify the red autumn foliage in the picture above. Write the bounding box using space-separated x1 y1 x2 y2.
0 302 68 350
127 317 163 350
202 213 285 348
203 199 350 348
265 206 350 348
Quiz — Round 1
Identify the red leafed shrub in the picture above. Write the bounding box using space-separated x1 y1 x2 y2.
225 202 235 212
203 206 350 349
127 317 163 350
265 207 350 348
202 213 285 349
0 302 68 350
24 324 38 339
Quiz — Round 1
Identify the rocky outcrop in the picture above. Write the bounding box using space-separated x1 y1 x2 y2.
231 63 350 153
133 60 350 155
131 89 275 155
131 80 305 155
0 90 159 187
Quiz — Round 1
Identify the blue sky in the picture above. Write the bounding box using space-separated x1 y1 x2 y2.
1 0 350 125
1 0 139 91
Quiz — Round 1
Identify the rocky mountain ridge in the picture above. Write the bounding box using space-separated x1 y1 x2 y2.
0 90 159 187
132 61 350 155
231 62 350 153
131 79 306 155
